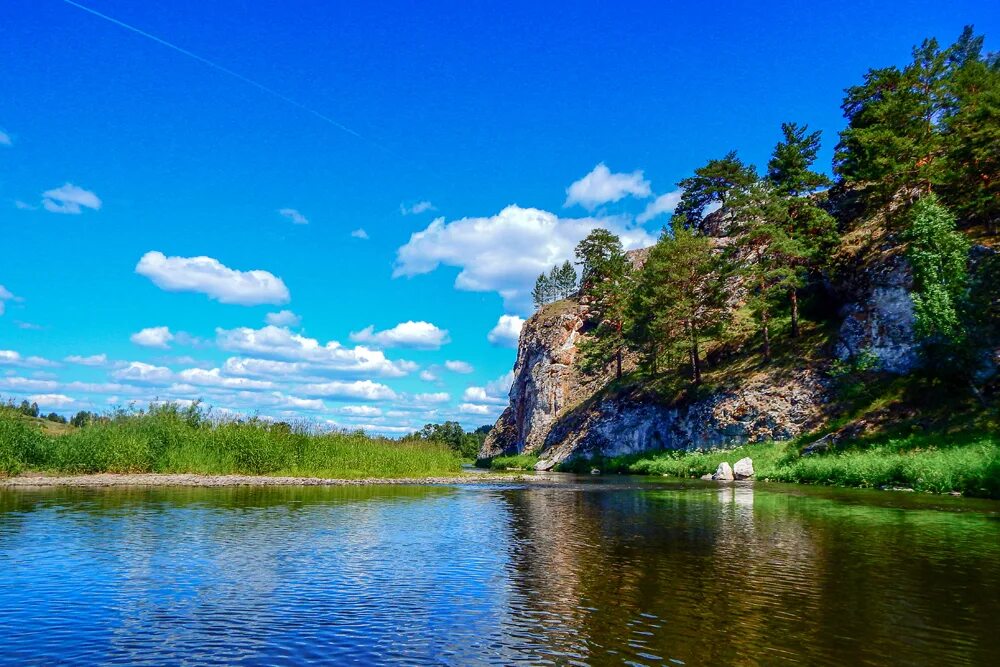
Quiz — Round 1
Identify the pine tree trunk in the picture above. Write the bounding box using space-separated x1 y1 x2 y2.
761 306 772 362
616 348 622 380
689 321 701 385
790 289 800 338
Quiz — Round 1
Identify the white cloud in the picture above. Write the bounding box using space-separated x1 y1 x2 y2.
15 321 44 330
297 380 397 401
462 371 513 405
265 310 301 328
394 205 654 313
130 326 174 349
65 354 108 367
413 392 450 404
14 201 36 211
0 350 57 368
41 183 102 214
487 314 524 348
564 163 651 210
458 403 492 415
216 326 415 378
419 369 437 382
0 285 14 316
279 208 309 225
176 368 274 391
335 405 382 417
136 251 290 306
637 189 684 223
444 360 474 374
400 200 435 215
28 394 75 408
0 130 10 146
351 228 369 239
350 321 450 350
112 362 174 385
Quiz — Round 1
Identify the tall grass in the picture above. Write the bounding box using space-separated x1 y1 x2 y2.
0 404 462 479
555 430 1000 498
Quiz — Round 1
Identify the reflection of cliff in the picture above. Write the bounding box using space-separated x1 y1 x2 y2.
491 483 1000 665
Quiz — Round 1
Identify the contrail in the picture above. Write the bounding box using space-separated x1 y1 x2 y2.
60 0 365 141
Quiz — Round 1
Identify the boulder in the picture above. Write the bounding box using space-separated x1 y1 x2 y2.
700 474 714 481
711 462 734 481
733 457 755 480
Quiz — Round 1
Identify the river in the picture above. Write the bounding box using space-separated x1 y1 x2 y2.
0 477 997 665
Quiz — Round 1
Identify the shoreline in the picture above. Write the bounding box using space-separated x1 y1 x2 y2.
0 471 532 489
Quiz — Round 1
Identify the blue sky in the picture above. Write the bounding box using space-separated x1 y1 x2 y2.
1 1 997 433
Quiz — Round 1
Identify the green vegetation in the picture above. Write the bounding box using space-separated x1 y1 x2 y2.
532 260 579 308
0 403 463 479
559 430 999 498
402 421 492 460
487 454 539 471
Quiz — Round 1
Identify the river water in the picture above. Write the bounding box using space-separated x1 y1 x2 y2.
0 477 997 666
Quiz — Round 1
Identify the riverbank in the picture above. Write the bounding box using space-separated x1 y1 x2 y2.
0 471 530 488
555 429 1000 498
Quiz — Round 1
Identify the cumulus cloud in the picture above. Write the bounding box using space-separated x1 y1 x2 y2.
444 360 474 374
394 205 654 313
135 251 290 306
487 314 524 348
0 350 57 368
351 228 369 239
350 321 450 350
112 362 174 385
400 200 435 215
335 405 382 417
176 367 273 391
462 371 513 406
637 189 684 223
41 183 102 214
413 392 450 404
216 325 416 378
458 403 492 415
65 354 108 367
564 163 651 210
265 310 301 328
419 369 437 382
130 326 174 349
297 380 397 401
28 393 75 408
279 208 309 225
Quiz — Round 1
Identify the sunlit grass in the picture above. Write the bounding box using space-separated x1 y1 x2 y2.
0 404 462 479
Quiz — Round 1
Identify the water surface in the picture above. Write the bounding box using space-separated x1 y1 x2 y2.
1 477 998 665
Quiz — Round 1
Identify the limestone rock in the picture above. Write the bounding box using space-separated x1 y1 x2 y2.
733 457 755 480
712 462 734 481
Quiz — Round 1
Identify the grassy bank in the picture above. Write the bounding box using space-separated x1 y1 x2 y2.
557 430 1000 498
0 404 462 479
484 454 540 471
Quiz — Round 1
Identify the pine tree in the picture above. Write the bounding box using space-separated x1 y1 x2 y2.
556 260 578 298
575 229 631 379
729 183 810 360
674 151 757 229
632 221 725 383
532 272 552 309
767 123 832 196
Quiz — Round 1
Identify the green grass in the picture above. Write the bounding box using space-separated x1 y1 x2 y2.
558 430 1000 498
0 404 462 479
487 454 540 471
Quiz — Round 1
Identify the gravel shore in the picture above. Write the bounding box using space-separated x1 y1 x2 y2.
0 472 532 488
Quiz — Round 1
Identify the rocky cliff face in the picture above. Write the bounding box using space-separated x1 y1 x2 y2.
481 299 831 468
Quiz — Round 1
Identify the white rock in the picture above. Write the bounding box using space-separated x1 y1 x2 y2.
712 462 734 481
733 457 755 480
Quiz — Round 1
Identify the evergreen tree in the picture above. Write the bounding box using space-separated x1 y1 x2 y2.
767 122 832 195
555 260 578 298
575 229 631 378
729 183 810 360
631 222 725 383
905 194 970 343
532 272 552 309
674 151 757 228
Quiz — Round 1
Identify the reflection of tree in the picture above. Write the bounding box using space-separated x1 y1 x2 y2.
495 483 1000 666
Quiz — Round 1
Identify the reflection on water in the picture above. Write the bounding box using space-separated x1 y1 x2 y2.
0 479 998 665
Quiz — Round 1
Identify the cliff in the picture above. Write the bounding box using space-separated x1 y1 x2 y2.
480 197 998 468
